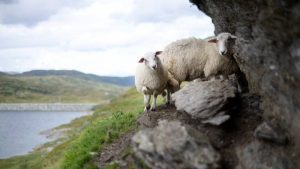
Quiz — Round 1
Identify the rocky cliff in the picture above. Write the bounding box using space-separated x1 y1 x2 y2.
190 0 300 165
189 0 300 138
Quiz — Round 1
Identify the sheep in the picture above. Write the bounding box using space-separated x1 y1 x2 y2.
159 32 240 95
135 51 169 111
207 32 237 56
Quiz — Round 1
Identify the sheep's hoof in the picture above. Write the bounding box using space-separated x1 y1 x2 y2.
150 108 156 111
144 106 150 112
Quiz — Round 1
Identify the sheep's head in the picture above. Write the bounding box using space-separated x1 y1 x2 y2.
138 51 162 71
208 32 237 56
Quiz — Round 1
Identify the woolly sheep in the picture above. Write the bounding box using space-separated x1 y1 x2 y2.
160 32 240 94
135 51 168 111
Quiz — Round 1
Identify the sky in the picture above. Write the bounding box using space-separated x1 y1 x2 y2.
0 0 214 76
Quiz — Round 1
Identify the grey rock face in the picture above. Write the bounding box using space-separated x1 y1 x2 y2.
173 77 238 125
189 0 300 165
132 120 220 169
236 141 295 169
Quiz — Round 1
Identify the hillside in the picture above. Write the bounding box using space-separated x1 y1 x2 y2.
0 74 126 103
0 88 145 169
18 70 134 87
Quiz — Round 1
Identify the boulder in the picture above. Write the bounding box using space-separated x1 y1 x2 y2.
173 77 238 125
132 120 220 169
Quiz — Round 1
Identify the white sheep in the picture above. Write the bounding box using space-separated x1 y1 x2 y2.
135 51 169 111
160 32 240 94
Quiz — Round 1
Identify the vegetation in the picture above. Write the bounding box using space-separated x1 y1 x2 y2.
0 75 126 103
60 88 144 169
16 70 134 87
0 88 158 169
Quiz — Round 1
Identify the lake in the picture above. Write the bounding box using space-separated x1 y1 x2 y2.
0 111 89 159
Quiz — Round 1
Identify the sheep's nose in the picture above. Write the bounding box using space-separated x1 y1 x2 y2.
152 65 157 69
221 51 226 55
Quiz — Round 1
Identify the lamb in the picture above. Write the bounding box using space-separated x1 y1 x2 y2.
160 32 240 94
135 51 169 111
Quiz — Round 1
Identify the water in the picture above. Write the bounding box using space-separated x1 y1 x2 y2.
0 111 89 159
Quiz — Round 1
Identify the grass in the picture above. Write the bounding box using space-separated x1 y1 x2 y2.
0 75 126 103
0 153 44 169
61 111 137 169
60 88 144 169
0 87 152 169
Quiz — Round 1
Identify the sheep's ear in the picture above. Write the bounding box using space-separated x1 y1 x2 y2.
155 51 162 56
138 58 145 63
230 35 237 39
208 38 217 43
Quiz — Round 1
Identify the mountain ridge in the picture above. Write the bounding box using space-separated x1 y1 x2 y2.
0 70 133 103
1 70 134 87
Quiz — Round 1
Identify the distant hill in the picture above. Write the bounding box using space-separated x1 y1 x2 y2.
0 72 7 76
17 70 134 87
0 74 126 103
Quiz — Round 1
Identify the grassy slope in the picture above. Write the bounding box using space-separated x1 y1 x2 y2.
60 88 144 169
0 88 154 169
0 75 126 103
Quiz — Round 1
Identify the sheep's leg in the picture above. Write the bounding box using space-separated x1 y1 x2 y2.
151 94 158 111
166 89 171 105
144 95 151 112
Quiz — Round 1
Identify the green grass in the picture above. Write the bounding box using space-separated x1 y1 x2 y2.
0 153 44 169
0 88 149 169
0 75 126 103
60 88 144 169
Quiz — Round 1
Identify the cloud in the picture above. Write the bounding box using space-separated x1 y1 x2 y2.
0 0 91 26
0 0 214 76
112 0 200 23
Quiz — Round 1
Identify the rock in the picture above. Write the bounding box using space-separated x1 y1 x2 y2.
202 113 230 126
132 120 220 169
236 141 295 169
254 121 288 145
173 77 238 125
189 0 300 165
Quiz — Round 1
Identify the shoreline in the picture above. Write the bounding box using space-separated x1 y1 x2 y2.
0 110 93 159
0 103 98 112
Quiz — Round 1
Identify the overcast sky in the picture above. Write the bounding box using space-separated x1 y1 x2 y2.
0 0 214 76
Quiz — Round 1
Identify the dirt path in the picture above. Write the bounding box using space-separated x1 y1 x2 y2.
93 130 135 168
